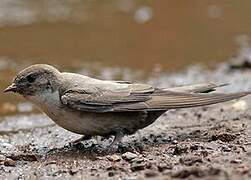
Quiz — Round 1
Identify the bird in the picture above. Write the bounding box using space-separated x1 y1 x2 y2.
3 64 251 152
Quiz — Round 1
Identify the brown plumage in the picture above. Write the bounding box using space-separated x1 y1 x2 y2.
4 64 251 152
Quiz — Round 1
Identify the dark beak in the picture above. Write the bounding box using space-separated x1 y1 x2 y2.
3 83 18 93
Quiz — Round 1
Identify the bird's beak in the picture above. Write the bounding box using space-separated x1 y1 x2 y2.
3 83 18 93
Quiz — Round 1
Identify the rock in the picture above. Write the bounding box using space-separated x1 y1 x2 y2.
131 162 146 172
171 167 204 178
122 152 138 161
144 170 159 177
157 163 172 172
4 158 16 167
222 146 232 152
230 159 242 164
171 167 221 178
131 157 144 163
173 145 188 155
190 144 199 151
7 153 38 162
106 165 118 171
108 171 115 177
68 169 78 176
107 154 121 162
211 133 237 142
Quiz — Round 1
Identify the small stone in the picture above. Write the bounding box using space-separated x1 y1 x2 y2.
145 170 159 177
131 163 146 172
190 144 199 151
4 158 16 167
211 133 237 142
173 145 188 155
107 155 121 162
122 152 138 161
230 159 242 164
108 171 115 177
157 163 172 172
222 146 232 152
131 157 144 163
69 169 78 176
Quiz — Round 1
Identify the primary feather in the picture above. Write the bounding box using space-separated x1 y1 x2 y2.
60 80 250 112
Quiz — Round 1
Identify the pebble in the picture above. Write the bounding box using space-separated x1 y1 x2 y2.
122 152 138 161
144 170 159 177
230 159 242 164
107 155 121 162
4 158 16 167
108 171 115 177
131 162 146 172
222 146 232 152
173 145 188 155
157 163 172 172
68 169 78 176
131 157 144 163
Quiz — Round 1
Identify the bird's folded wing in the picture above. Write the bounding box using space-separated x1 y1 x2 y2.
60 83 250 112
60 83 154 112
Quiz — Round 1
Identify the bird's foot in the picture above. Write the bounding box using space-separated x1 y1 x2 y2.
92 129 125 154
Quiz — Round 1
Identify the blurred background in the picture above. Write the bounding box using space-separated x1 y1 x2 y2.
1 0 251 116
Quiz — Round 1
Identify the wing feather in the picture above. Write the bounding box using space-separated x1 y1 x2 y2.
60 82 250 112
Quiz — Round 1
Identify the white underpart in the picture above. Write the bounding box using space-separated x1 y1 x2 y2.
26 90 104 135
28 90 61 109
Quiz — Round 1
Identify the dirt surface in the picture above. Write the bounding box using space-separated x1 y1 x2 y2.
0 63 251 180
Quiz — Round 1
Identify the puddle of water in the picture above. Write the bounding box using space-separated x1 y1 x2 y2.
1 0 251 117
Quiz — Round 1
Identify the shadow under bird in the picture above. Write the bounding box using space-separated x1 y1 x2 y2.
4 64 251 152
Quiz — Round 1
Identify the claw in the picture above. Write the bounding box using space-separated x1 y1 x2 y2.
92 129 124 154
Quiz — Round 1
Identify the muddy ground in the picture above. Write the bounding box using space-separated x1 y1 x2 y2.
0 63 251 180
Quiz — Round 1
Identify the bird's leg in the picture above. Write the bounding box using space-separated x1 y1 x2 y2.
107 130 125 152
70 135 92 145
93 130 125 154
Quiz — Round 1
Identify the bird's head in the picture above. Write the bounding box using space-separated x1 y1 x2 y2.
4 64 61 97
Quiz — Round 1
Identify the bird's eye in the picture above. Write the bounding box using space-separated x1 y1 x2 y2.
26 74 37 83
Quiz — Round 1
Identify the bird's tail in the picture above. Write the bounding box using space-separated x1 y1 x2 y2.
164 82 229 93
145 91 251 110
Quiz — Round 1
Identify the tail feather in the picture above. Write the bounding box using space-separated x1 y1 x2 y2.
164 83 229 93
146 91 251 110
114 91 251 111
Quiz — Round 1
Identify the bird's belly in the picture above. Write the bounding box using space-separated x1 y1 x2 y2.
43 107 163 136
44 107 104 135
